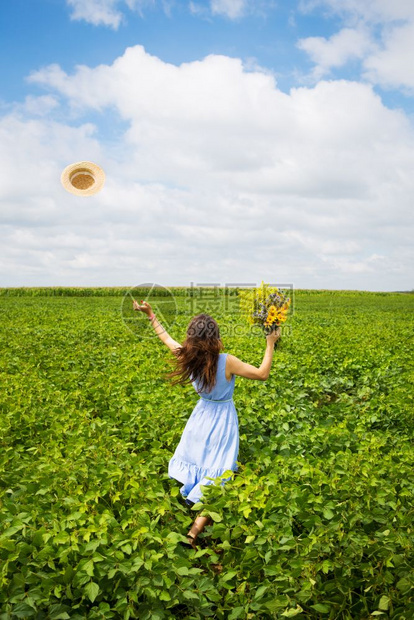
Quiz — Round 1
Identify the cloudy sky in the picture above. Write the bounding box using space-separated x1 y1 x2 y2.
1 0 413 291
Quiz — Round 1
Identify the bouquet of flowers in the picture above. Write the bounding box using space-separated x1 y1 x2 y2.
239 281 291 349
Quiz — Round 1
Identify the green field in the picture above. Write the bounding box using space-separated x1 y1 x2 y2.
0 288 413 619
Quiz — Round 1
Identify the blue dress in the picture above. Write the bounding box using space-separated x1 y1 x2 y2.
168 353 239 505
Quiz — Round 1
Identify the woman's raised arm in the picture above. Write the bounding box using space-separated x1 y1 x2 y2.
133 300 181 354
226 328 280 381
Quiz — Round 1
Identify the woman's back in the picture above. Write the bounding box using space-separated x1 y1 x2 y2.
192 353 235 402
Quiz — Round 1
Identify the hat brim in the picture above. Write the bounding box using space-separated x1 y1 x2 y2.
61 161 106 196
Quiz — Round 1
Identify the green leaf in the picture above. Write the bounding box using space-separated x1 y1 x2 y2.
0 538 15 551
265 596 289 611
54 531 70 545
183 590 199 600
35 488 49 495
63 565 75 584
194 548 210 558
49 606 71 620
84 540 100 553
191 502 204 510
219 470 235 479
281 606 304 617
7 603 36 618
207 511 222 522
3 520 25 537
166 532 184 544
83 559 94 576
254 585 269 599
120 543 132 555
85 581 100 603
228 607 245 619
310 603 331 614
378 596 390 611
396 577 411 592
323 508 334 520
32 530 45 547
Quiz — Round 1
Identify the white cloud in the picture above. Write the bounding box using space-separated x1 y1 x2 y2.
189 0 276 20
66 0 274 27
20 95 60 117
298 0 414 93
1 47 413 290
297 28 374 78
65 0 258 28
67 0 124 29
363 21 414 92
299 0 414 23
66 0 156 29
210 0 247 19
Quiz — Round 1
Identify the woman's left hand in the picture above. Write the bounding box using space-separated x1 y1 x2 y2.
133 299 153 316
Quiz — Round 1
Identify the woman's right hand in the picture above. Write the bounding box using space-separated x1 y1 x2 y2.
133 299 153 317
266 326 281 346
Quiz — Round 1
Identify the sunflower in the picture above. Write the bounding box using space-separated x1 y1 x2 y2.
239 281 291 336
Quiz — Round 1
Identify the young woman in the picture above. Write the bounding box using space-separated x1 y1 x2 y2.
133 299 280 548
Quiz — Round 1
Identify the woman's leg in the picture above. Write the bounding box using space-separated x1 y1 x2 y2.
187 515 212 542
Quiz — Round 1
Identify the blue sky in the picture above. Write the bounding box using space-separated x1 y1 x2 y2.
1 0 413 290
2 0 412 110
2 2 325 98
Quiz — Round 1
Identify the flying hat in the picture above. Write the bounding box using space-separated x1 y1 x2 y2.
61 161 105 196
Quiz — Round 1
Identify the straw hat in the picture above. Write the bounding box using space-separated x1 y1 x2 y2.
61 161 105 196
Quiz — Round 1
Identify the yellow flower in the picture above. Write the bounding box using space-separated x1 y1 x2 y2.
238 281 290 328
265 311 279 326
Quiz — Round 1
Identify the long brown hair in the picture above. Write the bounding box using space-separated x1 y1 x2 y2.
166 314 223 393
